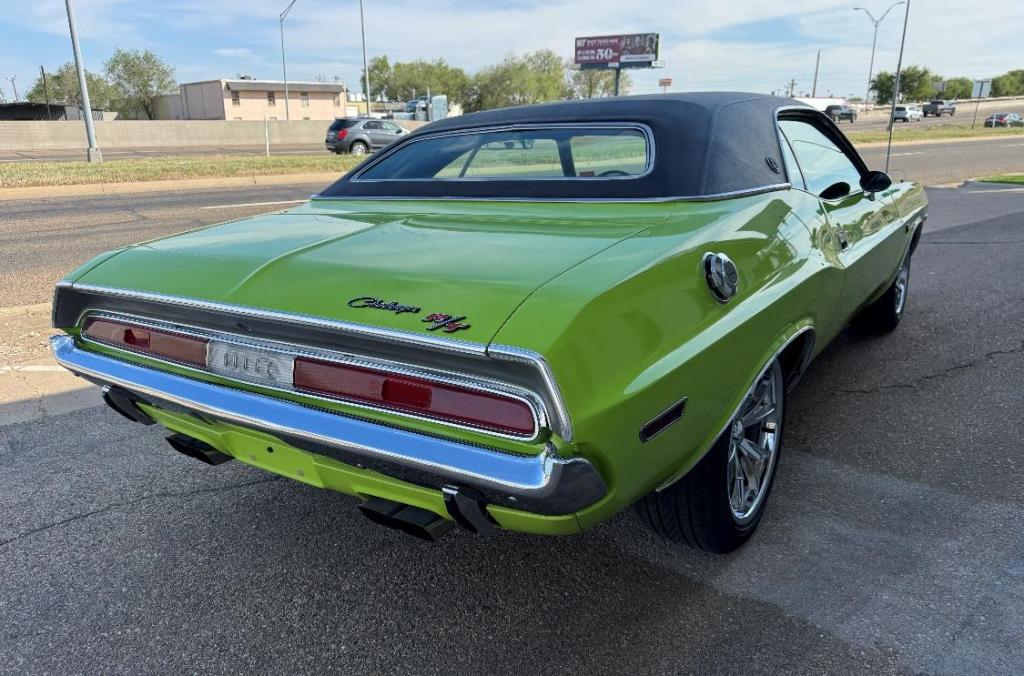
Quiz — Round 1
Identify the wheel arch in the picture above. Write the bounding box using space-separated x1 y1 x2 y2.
655 323 815 492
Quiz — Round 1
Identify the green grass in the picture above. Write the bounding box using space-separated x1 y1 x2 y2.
0 153 362 189
847 123 1024 144
978 173 1024 184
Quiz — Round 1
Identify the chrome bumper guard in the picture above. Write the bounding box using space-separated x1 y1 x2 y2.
51 336 606 515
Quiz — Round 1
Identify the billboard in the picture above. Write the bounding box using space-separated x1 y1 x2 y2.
575 33 660 68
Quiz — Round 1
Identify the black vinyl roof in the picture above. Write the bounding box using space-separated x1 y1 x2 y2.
319 92 813 201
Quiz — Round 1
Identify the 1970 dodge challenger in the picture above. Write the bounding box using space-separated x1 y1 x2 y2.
51 93 927 552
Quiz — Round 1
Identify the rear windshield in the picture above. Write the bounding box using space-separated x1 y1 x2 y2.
354 126 651 181
328 119 359 131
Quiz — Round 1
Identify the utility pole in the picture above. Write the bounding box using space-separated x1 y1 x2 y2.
786 79 797 98
613 67 622 97
4 76 18 102
811 50 821 97
359 0 371 116
64 0 101 162
854 3 905 106
279 0 297 121
885 0 911 173
40 67 53 119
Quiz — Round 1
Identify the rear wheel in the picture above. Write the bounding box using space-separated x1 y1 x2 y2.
637 360 785 553
855 249 911 333
349 141 368 156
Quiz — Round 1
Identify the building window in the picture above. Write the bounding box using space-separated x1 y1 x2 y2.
231 91 240 106
303 116 310 120
267 92 276 106
301 92 309 107
333 93 340 107
233 117 242 121
269 116 278 121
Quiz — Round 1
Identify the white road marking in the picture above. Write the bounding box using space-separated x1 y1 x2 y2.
200 199 308 210
890 151 926 157
1001 143 1024 147
966 187 1024 193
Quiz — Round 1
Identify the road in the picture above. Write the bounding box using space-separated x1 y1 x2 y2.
1 144 1024 673
0 144 328 163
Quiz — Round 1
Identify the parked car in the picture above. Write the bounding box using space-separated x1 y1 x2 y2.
824 104 857 123
325 117 408 155
922 100 956 117
893 105 924 123
984 112 1023 127
51 93 927 553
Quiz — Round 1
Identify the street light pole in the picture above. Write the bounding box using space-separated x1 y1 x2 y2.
64 0 101 162
853 2 905 106
885 0 911 173
359 0 371 116
279 0 297 121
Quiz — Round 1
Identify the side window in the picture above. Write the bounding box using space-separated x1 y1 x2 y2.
778 119 862 197
363 121 382 130
777 132 805 190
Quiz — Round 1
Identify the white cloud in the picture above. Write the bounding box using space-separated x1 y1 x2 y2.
214 48 255 58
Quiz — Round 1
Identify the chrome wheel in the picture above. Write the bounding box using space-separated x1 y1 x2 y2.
727 361 784 525
350 142 367 156
894 254 910 315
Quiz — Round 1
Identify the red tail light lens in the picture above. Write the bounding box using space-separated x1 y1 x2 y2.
293 357 536 437
83 318 209 367
337 128 348 139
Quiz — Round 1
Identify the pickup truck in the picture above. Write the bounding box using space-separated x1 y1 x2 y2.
922 100 956 117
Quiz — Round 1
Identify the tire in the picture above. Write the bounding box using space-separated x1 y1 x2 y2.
637 360 785 554
349 141 368 156
854 249 911 333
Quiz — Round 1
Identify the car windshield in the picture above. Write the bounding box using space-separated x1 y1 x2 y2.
354 126 650 181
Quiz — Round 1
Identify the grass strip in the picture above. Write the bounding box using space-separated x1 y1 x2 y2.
0 153 361 189
977 174 1024 184
846 123 1024 144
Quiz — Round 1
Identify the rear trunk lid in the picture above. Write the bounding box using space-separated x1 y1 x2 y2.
72 200 657 343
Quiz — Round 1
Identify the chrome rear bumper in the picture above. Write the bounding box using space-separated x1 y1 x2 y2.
50 336 606 515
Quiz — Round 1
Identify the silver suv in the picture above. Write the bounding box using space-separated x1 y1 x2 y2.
325 118 408 155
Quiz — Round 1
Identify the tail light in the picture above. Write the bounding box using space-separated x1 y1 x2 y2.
337 129 348 139
293 357 536 437
83 318 208 367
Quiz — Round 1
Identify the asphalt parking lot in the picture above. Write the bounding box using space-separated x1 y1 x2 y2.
1 177 1023 673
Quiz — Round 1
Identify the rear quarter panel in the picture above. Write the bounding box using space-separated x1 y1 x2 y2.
492 190 838 526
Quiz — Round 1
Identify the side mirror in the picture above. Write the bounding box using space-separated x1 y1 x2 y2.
860 170 892 194
819 181 851 201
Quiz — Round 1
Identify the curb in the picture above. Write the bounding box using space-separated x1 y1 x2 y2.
0 172 339 202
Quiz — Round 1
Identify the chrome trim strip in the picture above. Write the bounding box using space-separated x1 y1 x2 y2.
51 335 606 515
57 284 574 441
81 311 548 442
309 183 791 204
655 325 815 492
68 284 488 357
348 122 656 183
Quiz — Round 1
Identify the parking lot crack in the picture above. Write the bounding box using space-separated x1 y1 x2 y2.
0 475 282 548
836 341 1024 395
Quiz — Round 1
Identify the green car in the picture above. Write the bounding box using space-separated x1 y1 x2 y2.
51 93 927 552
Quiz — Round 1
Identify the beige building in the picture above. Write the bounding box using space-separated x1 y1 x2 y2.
154 79 350 121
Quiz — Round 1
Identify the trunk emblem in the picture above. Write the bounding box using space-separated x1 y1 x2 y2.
423 313 471 333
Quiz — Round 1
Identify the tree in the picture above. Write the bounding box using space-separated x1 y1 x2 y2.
941 77 972 100
25 63 116 110
104 48 176 119
567 68 632 98
870 65 936 104
992 70 1024 97
469 50 569 111
361 55 392 102
390 59 471 105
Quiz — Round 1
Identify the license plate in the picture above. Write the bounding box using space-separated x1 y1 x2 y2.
207 341 294 388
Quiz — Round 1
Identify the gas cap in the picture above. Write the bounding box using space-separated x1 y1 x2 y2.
703 252 739 303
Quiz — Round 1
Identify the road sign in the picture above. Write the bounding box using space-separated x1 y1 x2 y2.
971 79 991 98
658 78 672 87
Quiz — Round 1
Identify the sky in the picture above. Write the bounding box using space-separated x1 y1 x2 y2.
0 0 1021 104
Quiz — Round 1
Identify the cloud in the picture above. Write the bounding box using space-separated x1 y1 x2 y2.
214 48 255 58
1 0 1021 99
